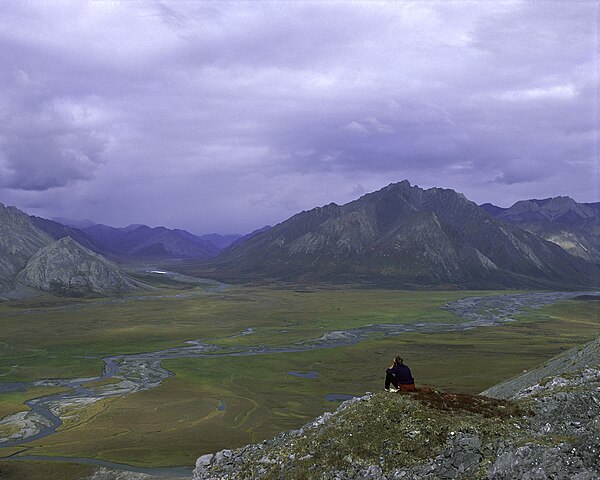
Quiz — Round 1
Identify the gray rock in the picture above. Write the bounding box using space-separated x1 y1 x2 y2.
0 203 53 293
195 453 214 469
15 236 138 296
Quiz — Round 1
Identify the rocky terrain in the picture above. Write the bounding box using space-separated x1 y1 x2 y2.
15 237 138 297
0 203 143 298
0 203 53 291
192 335 600 479
482 196 600 264
194 181 600 289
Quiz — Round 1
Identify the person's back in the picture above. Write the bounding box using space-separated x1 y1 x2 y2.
385 356 415 392
388 363 414 384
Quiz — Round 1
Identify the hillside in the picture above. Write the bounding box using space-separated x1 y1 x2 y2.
80 223 220 259
15 236 138 297
193 181 599 289
0 204 54 292
29 215 105 253
482 196 600 264
194 335 600 479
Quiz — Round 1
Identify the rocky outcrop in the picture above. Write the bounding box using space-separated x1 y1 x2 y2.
0 203 53 292
193 335 600 479
481 334 600 399
15 236 138 297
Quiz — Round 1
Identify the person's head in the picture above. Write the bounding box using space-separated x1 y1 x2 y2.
394 355 403 366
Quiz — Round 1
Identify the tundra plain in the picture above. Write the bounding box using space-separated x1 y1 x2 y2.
0 280 598 480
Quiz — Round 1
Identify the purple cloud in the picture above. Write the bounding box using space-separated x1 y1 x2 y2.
0 2 596 232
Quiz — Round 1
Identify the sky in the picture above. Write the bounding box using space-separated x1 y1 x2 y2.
0 1 598 234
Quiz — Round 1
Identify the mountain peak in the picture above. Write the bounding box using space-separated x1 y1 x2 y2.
500 195 596 223
201 181 598 288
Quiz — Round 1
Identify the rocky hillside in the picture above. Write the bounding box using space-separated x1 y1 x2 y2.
482 196 600 264
197 181 599 289
15 236 138 297
0 203 53 292
194 335 600 479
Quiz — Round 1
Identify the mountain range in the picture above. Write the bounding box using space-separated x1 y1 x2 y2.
30 219 242 260
16 236 138 297
0 204 54 292
1 181 598 296
0 204 134 297
192 181 599 289
481 196 600 264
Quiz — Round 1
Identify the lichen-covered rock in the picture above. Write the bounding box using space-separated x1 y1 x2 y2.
16 236 138 297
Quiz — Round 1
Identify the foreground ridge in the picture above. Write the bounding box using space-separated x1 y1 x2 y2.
193 336 600 479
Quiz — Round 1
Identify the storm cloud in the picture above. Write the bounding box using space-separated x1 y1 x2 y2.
0 1 596 233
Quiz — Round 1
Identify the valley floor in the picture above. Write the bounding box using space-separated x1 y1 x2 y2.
0 282 598 480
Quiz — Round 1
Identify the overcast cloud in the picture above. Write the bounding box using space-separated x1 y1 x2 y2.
0 1 597 233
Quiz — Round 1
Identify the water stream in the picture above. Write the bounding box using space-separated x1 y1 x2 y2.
0 290 593 475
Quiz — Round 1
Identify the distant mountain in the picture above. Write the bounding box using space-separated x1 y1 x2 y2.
200 233 243 250
479 203 507 217
0 204 54 291
51 217 97 229
37 217 236 260
483 197 600 264
228 225 272 248
16 237 137 297
0 204 139 297
196 181 599 289
29 216 104 253
79 224 220 259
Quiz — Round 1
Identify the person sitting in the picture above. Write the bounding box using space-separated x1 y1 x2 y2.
385 355 416 392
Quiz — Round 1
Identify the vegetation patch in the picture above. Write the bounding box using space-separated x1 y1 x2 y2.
0 290 598 472
0 460 94 480
234 391 526 479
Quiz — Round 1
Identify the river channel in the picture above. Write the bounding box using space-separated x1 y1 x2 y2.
0 290 594 475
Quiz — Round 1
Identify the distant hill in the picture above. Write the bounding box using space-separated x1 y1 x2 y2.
194 181 599 289
479 203 507 217
79 223 221 259
0 204 139 297
29 216 104 253
0 204 54 291
483 197 600 264
16 237 138 297
199 233 242 250
228 225 272 248
51 217 97 229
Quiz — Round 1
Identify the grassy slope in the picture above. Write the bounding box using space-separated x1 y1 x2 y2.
0 291 595 470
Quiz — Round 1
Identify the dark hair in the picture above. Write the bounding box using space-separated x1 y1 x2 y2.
394 356 403 365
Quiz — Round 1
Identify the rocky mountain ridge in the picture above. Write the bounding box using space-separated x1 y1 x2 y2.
193 334 600 480
482 196 600 264
0 203 54 292
196 181 599 289
0 204 140 298
16 236 139 297
60 223 222 260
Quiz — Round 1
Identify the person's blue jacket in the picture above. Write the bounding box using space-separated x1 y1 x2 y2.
386 364 414 384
